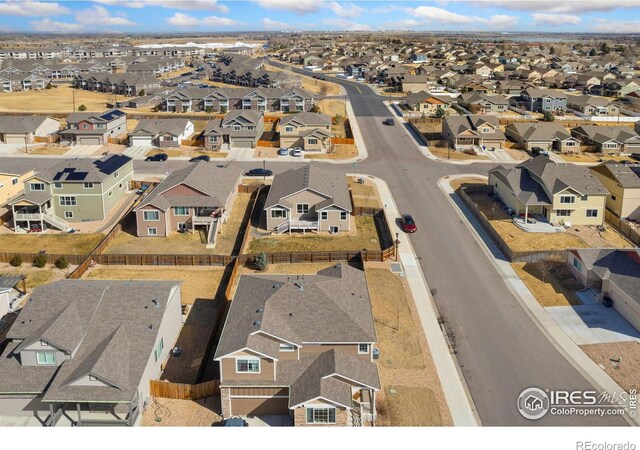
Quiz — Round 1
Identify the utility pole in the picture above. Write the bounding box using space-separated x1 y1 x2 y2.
72 89 76 112
24 135 28 154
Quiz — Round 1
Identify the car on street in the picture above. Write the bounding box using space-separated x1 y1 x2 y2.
401 214 417 233
189 155 210 162
277 148 289 156
531 147 549 156
245 168 273 177
631 153 640 161
292 147 303 157
384 118 395 126
145 153 168 162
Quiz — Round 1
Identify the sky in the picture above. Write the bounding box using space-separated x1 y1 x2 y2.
1 0 640 34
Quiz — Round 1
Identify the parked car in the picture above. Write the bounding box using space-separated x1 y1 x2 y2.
277 148 289 156
292 148 303 157
630 153 640 161
189 155 210 162
531 147 549 156
384 118 395 126
401 214 417 233
245 168 273 177
145 153 168 162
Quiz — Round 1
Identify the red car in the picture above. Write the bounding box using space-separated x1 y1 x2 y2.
401 214 417 233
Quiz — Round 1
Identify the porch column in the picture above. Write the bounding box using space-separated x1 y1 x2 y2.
524 204 528 223
11 204 16 230
76 403 82 427
39 204 43 231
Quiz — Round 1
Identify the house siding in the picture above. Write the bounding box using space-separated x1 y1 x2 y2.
220 353 276 382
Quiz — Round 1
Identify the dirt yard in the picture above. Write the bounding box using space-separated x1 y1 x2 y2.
566 225 634 249
0 232 104 255
141 397 222 427
559 153 635 164
365 265 452 426
0 264 68 291
304 144 358 160
348 176 382 208
511 261 583 307
580 341 640 393
429 146 489 161
0 85 114 112
27 145 69 156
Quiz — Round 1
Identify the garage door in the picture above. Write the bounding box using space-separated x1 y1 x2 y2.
234 140 254 148
4 135 25 145
230 397 289 416
131 136 153 146
78 136 101 145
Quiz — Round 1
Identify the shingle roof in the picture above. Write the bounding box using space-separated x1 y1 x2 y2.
130 118 191 137
517 155 608 196
506 122 573 142
34 154 132 183
0 115 56 134
280 112 331 127
592 162 640 188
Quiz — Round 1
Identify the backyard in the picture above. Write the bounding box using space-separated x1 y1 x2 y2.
0 232 104 255
511 261 583 307
141 397 222 427
0 264 68 291
348 177 382 208
0 85 114 112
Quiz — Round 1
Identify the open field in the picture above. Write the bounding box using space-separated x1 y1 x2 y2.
0 232 103 255
83 265 225 305
511 261 582 307
305 144 357 160
429 146 489 161
0 85 113 112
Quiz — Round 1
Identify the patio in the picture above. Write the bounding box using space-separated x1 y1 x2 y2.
512 216 566 234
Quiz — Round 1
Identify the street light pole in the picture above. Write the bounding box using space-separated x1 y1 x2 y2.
395 232 400 262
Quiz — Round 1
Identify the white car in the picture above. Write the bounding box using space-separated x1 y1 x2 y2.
292 148 303 157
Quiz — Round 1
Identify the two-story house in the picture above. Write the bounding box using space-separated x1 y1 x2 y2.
279 112 332 152
505 122 580 153
203 110 264 151
0 280 182 426
590 162 640 221
519 88 567 113
58 109 127 145
488 155 608 226
442 115 506 150
264 165 352 234
129 119 194 147
214 263 380 426
571 125 640 155
566 95 620 117
133 162 242 247
458 92 509 115
9 154 133 232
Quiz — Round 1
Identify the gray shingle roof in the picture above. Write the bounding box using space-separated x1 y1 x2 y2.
506 122 573 142
34 154 132 183
444 114 505 140
592 162 640 188
517 155 608 196
130 118 191 137
280 112 331 127
0 115 56 134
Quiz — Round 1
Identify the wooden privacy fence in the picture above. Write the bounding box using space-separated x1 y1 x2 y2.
331 137 355 145
90 253 235 266
604 209 640 246
150 380 220 400
257 139 280 147
34 135 58 143
238 250 387 265
0 252 87 265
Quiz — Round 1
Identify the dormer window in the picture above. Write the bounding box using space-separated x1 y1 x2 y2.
279 344 295 352
36 352 56 365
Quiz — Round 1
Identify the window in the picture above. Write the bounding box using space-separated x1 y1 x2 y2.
147 227 158 236
320 211 328 220
565 141 576 147
88 374 98 382
174 207 189 216
83 182 93 189
340 211 348 221
236 358 260 373
233 125 241 131
611 195 617 201
271 209 287 218
586 209 598 218
279 344 295 352
143 210 160 221
308 138 318 145
36 352 56 365
64 211 73 219
296 204 309 214
573 257 583 272
581 195 588 201
114 171 119 178
284 126 294 133
12 177 18 185
53 182 62 189
306 408 336 424
59 196 77 206
358 344 369 354
30 182 45 191
556 210 572 217
560 196 575 204
154 338 164 363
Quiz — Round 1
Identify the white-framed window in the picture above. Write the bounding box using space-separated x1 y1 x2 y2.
340 211 348 221
64 211 73 219
114 171 119 178
573 257 583 271
83 182 93 189
284 126 294 133
308 138 318 145
233 125 241 131
36 352 56 365
560 196 575 204
30 182 45 191
154 338 164 362
358 343 369 354
53 182 62 189
12 177 18 185
174 206 189 216
143 210 160 221
556 209 571 217
320 211 328 220
565 140 576 147
279 344 295 352
586 209 598 218
236 358 260 373
147 227 158 236
59 196 77 206
306 408 336 424
271 209 287 218
296 204 309 214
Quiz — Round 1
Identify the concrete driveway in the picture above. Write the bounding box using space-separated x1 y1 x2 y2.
124 145 154 159
242 415 292 426
546 304 640 346
64 144 103 156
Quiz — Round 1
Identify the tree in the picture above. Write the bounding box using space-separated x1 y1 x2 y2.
435 107 445 118
600 42 610 54
549 46 555 55
138 89 146 96
9 255 22 267
319 84 328 97
45 82 53 90
78 104 87 111
55 257 69 270
588 48 597 57
33 253 47 268
256 252 269 271
543 111 555 122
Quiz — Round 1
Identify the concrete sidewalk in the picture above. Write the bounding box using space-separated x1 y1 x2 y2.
350 172 480 426
439 174 639 427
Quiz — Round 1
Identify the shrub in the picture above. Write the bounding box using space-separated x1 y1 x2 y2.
256 252 269 271
138 89 146 96
435 107 445 118
55 257 69 270
205 106 214 113
45 82 53 90
309 105 320 113
543 111 555 122
33 253 47 268
9 255 22 267
78 104 87 112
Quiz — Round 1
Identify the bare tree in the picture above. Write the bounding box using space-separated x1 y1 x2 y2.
319 84 328 97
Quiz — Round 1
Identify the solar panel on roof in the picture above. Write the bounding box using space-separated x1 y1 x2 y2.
95 154 130 175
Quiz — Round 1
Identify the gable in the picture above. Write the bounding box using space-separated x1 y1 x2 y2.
162 183 208 197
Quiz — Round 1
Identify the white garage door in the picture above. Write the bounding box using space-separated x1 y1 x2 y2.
234 140 254 148
4 135 27 144
78 136 101 145
130 136 153 146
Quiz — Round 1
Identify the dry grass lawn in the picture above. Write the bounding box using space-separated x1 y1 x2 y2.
141 397 222 427
0 264 68 291
83 265 225 305
0 85 113 112
0 233 103 255
305 144 357 160
580 341 640 393
559 153 633 164
213 192 253 255
511 261 583 307
27 146 69 155
348 177 381 208
449 176 487 191
379 386 443 426
429 146 489 161
318 98 346 118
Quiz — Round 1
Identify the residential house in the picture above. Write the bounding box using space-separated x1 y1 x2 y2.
488 156 608 226
0 161 36 206
214 263 380 426
590 162 640 221
567 95 620 117
129 119 194 147
9 155 133 231
59 110 127 145
0 280 182 426
133 162 242 246
0 274 24 319
458 92 509 114
279 112 332 152
505 122 580 153
0 116 60 144
264 165 352 234
571 125 640 155
594 80 640 98
402 91 451 116
441 115 506 150
566 249 640 332
203 110 264 151
519 88 568 113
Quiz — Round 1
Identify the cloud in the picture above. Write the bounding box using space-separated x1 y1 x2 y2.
382 18 420 29
322 18 371 30
411 6 475 24
474 0 640 14
593 18 640 32
254 0 324 14
76 5 136 26
167 13 241 27
531 13 581 26
475 14 519 28
372 5 401 14
262 18 295 30
94 0 229 12
0 0 70 17
328 1 364 18
30 18 84 33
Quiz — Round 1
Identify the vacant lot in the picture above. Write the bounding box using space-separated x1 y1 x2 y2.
246 216 380 253
0 232 103 255
265 63 342 96
581 341 640 393
429 146 489 161
511 261 583 307
83 265 225 305
318 98 346 118
141 397 222 427
0 264 68 291
28 146 69 156
0 85 113 112
305 144 357 160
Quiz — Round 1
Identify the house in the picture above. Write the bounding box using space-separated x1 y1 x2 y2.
441 115 506 150
505 122 580 153
0 161 36 206
214 263 380 426
590 162 640 221
264 165 352 234
402 91 451 116
458 92 509 114
488 156 608 226
59 110 127 145
279 112 332 152
0 274 25 319
129 119 194 147
520 88 567 113
0 116 60 144
566 248 640 332
566 95 620 117
203 110 264 151
571 126 640 155
9 154 133 232
595 80 640 98
0 279 182 426
133 162 242 246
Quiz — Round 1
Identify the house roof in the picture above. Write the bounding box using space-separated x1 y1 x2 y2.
66 109 125 125
592 162 640 188
506 122 574 142
0 115 57 134
34 154 132 183
444 114 505 139
489 164 552 206
130 118 191 137
573 125 640 145
280 111 331 127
